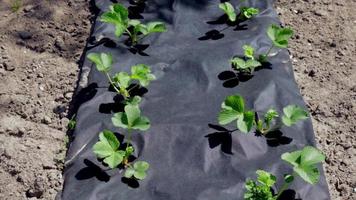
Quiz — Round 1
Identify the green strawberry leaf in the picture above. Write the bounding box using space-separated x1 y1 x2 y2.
219 2 236 22
125 104 141 128
240 7 259 19
112 112 129 129
281 146 325 184
267 24 294 48
131 64 156 87
218 109 240 125
223 95 245 113
245 59 261 69
87 53 113 72
92 130 125 169
124 161 150 180
264 109 279 124
237 111 255 133
281 105 309 126
147 22 167 33
243 45 255 59
112 72 131 89
256 170 276 187
231 57 246 70
101 4 129 37
112 104 150 131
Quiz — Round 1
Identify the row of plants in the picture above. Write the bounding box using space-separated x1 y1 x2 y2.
87 3 167 181
77 1 326 199
217 2 326 199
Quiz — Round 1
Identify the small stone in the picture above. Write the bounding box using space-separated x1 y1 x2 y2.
64 92 73 99
4 62 15 71
54 38 65 50
18 31 33 40
23 5 34 13
42 116 52 124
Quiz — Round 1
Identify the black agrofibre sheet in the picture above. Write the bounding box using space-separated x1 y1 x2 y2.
60 0 331 199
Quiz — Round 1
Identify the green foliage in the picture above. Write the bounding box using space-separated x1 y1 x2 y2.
230 45 261 74
245 146 325 199
267 24 294 48
100 3 166 44
243 45 255 60
282 146 325 184
240 7 260 19
256 105 308 134
218 95 255 133
244 170 275 200
87 53 156 99
130 64 156 87
11 0 22 12
219 2 236 22
112 102 150 131
219 2 259 22
67 119 76 130
231 57 261 74
87 53 113 72
218 95 309 135
93 130 125 169
281 105 309 127
124 161 150 180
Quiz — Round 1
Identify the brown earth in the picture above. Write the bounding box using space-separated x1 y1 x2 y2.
0 0 354 199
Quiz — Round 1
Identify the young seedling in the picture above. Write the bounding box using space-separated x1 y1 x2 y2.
256 105 309 135
67 115 76 130
230 45 262 74
244 146 326 200
218 95 309 135
11 0 22 13
100 3 167 45
93 98 151 180
111 97 150 162
219 2 259 22
259 24 294 62
87 52 156 100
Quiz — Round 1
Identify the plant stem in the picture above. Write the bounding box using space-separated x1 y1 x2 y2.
105 73 122 94
274 172 296 199
126 128 132 149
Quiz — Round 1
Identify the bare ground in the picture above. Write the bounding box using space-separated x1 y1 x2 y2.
0 0 355 199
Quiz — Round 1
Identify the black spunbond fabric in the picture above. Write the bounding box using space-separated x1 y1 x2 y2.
61 0 331 199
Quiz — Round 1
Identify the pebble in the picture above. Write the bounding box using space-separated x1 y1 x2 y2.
18 31 33 40
42 116 52 124
4 62 15 71
64 92 73 99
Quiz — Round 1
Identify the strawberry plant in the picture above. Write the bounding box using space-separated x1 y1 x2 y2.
244 146 325 200
87 52 156 100
93 97 151 180
259 24 294 62
219 2 259 22
230 45 262 74
100 3 167 45
218 95 309 134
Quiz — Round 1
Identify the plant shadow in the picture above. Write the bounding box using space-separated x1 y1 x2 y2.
121 177 140 188
205 124 237 155
277 189 302 200
128 0 146 19
198 14 248 41
255 130 293 147
99 84 148 114
218 62 272 88
75 159 110 182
